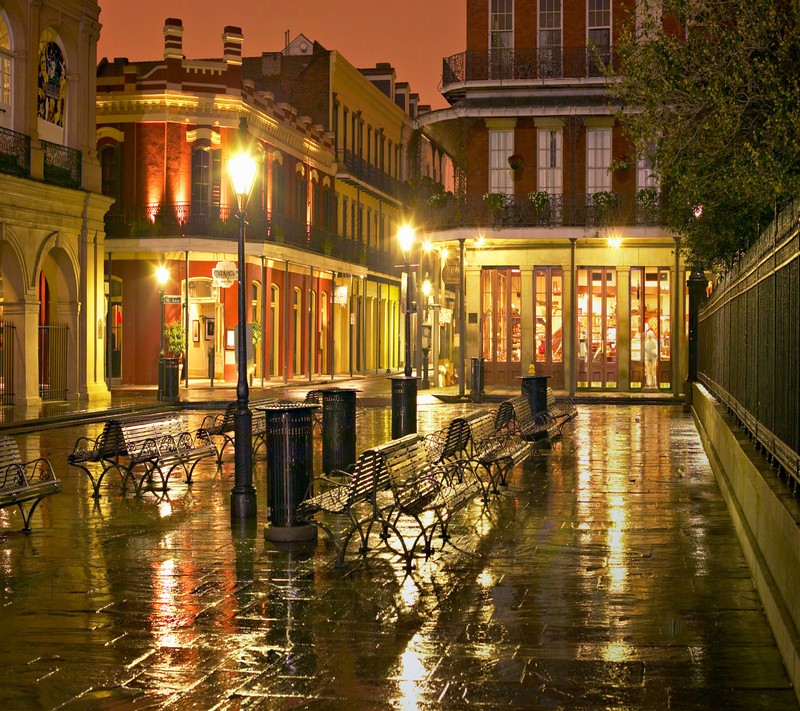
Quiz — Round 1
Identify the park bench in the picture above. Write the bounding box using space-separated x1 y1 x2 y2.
200 397 277 464
380 436 483 572
297 434 417 567
69 414 216 497
0 435 60 531
457 412 534 490
422 411 481 465
303 389 325 431
495 395 564 442
546 387 578 424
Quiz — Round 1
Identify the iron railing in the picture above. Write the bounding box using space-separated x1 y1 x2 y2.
415 192 663 230
39 322 69 401
442 45 618 86
336 150 409 202
42 140 82 189
0 322 15 406
105 203 400 275
0 126 31 178
698 197 800 485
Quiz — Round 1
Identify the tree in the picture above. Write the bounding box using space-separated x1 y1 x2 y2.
610 0 800 268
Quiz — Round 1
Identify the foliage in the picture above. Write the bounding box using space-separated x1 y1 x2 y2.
591 191 618 212
636 187 660 211
251 321 262 346
429 189 454 208
507 154 523 170
609 0 800 268
528 191 552 211
482 192 508 212
163 321 186 357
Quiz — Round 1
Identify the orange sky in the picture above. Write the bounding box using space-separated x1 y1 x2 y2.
97 0 465 110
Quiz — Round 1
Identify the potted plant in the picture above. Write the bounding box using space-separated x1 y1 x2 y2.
163 321 186 359
636 187 660 224
591 190 618 223
483 192 508 214
507 153 523 170
528 191 552 224
162 321 186 397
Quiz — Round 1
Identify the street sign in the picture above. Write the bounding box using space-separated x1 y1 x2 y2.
442 264 461 285
163 295 182 304
212 260 238 288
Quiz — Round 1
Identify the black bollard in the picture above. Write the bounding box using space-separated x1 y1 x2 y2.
390 375 417 439
322 388 357 473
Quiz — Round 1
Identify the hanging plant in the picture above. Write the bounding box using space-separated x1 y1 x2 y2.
507 154 523 170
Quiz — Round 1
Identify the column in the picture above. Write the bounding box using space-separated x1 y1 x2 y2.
520 266 535 373
4 300 42 410
616 266 631 391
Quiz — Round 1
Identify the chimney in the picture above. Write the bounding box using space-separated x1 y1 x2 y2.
222 26 243 66
163 18 183 61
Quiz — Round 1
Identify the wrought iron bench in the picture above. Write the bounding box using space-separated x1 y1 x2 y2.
200 397 277 464
457 412 534 490
69 414 216 497
495 395 563 442
0 435 60 530
296 434 417 567
380 436 483 572
546 387 578 424
422 410 483 465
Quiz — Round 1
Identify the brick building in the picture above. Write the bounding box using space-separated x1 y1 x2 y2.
415 0 686 393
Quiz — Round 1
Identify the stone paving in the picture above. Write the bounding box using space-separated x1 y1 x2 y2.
0 399 797 709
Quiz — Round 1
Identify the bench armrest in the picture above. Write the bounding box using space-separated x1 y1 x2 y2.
22 457 58 484
68 435 100 461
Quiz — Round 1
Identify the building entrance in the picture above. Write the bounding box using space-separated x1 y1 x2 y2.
534 267 564 387
577 267 617 389
630 267 671 390
480 267 521 385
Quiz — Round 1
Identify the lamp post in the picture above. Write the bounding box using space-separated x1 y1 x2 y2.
421 274 432 390
391 225 417 437
156 266 169 401
227 117 261 521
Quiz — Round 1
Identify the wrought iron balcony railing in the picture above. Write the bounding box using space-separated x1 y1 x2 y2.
415 192 663 231
42 140 81 189
442 45 618 86
0 126 31 178
104 202 399 274
336 150 409 202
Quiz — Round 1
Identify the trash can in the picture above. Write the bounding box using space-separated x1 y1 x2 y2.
470 357 485 403
390 375 417 438
260 402 318 542
519 374 550 415
322 388 358 473
160 356 180 402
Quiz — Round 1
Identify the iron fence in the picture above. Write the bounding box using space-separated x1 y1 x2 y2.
698 197 800 485
39 322 69 401
0 126 31 178
0 322 15 406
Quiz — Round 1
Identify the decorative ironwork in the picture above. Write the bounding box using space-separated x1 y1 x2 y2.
39 322 69 401
41 140 81 189
336 150 409 203
698 198 800 485
442 46 619 86
0 127 30 178
0 322 15 407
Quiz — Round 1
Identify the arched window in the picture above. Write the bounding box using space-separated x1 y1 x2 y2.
0 12 13 124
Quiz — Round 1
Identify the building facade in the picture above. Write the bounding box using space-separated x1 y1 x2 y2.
0 0 112 410
97 21 423 388
415 0 686 393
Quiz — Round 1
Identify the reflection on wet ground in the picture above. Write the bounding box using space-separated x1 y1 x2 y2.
0 403 797 709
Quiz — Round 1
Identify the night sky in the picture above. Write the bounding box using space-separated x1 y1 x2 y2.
97 0 465 109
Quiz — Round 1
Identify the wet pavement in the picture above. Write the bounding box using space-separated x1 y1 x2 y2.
0 396 797 709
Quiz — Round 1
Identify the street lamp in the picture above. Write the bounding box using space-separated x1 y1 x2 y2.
227 117 261 521
398 225 415 377
391 225 417 437
156 266 169 400
421 274 432 390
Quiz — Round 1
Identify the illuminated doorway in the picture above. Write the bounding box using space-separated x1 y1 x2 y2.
481 267 522 385
576 267 617 389
533 267 564 387
630 267 671 389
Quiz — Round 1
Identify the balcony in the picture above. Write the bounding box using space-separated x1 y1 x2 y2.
415 192 663 231
0 127 83 190
336 150 409 204
105 202 399 274
442 45 618 88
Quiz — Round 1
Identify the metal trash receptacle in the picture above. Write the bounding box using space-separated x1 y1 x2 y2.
322 388 358 473
519 374 550 415
390 375 417 438
260 402 318 542
470 357 485 403
160 356 180 402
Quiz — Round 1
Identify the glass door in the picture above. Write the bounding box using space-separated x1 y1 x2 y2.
481 267 522 385
630 267 671 390
576 267 617 389
534 267 564 387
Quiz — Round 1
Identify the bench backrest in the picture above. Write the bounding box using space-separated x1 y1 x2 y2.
120 415 186 453
462 413 497 446
546 387 557 411
382 436 438 510
431 418 472 463
94 420 127 458
0 435 22 468
346 434 419 505
496 396 534 432
0 435 26 490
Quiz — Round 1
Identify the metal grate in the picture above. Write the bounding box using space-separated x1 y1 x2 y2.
0 322 15 406
39 323 69 401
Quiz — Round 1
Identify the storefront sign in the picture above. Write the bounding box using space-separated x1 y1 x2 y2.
442 264 461 285
334 284 348 305
439 308 453 324
212 260 238 288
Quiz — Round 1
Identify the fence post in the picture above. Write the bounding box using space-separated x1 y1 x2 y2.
684 270 708 412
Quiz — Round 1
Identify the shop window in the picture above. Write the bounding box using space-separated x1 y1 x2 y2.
630 267 671 389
